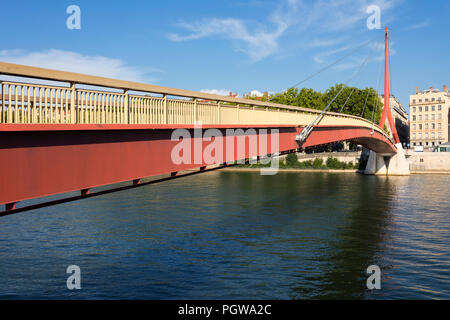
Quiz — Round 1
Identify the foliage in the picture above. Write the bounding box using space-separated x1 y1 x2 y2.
312 158 324 168
270 84 383 122
326 157 358 169
285 153 299 167
239 155 360 170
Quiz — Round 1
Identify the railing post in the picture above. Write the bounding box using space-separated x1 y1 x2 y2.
7 85 12 123
163 94 167 124
217 101 221 124
1 82 4 123
124 89 129 124
70 82 76 124
194 98 198 123
252 105 255 124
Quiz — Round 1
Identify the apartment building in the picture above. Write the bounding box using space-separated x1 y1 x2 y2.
409 85 450 149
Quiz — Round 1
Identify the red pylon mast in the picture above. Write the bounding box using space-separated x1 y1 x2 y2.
379 27 400 144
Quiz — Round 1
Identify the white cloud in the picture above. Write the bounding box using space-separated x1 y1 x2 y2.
167 0 300 62
249 90 264 97
0 49 161 83
300 0 402 32
308 38 346 48
167 0 402 63
313 45 353 64
200 88 232 96
404 21 430 31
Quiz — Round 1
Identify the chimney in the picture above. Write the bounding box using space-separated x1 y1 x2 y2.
444 85 448 92
429 86 433 91
415 86 419 94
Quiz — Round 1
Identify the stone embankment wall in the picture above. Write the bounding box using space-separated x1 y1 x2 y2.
290 151 363 166
407 152 450 172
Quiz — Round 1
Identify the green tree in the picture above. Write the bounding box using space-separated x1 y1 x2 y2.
313 158 324 168
285 153 299 167
270 84 383 122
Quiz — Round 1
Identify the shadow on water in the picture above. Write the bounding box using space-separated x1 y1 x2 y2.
292 176 396 299
213 172 400 299
3 170 447 299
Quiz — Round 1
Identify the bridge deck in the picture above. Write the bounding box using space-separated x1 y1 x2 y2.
0 62 390 139
0 62 396 213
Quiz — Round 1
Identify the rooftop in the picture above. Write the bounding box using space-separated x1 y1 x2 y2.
413 85 449 95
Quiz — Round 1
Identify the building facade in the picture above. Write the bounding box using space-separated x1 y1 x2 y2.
409 85 450 149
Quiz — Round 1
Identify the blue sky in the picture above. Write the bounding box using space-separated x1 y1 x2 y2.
1 0 449 112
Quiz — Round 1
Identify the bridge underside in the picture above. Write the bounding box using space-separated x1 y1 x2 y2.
304 125 397 155
0 124 396 212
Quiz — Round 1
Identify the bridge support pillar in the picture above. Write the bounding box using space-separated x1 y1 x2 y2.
364 144 410 176
386 143 410 176
364 151 387 175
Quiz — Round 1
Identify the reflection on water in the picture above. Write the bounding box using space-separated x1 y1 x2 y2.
0 172 449 299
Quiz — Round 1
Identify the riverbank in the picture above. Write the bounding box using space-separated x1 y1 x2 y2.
221 167 362 173
221 167 450 174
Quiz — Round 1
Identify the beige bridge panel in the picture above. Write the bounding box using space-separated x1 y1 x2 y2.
0 61 388 140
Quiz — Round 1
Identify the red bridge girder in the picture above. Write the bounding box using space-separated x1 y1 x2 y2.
0 124 396 212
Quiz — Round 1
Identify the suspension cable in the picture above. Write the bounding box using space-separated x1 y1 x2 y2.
371 56 384 132
339 48 374 113
360 88 371 118
295 51 374 143
268 39 374 102
322 51 373 115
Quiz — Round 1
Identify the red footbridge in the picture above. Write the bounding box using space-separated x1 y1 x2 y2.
0 28 401 215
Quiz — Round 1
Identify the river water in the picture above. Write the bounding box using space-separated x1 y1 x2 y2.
0 171 449 299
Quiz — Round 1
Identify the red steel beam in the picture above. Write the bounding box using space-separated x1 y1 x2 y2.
0 124 395 210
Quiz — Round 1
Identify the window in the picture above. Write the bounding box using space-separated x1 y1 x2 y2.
425 133 429 139
438 114 442 120
413 107 416 112
431 133 435 139
432 114 435 120
425 98 429 102
419 99 422 102
438 132 442 138
425 123 428 129
413 124 416 130
419 106 422 112
419 124 422 130
432 123 435 129
419 133 422 139
438 97 442 101
432 98 435 102
419 115 422 121
438 123 442 129
413 99 416 104
412 133 416 139
432 106 435 111
438 105 442 111
425 114 428 121
413 115 416 121
425 106 428 112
